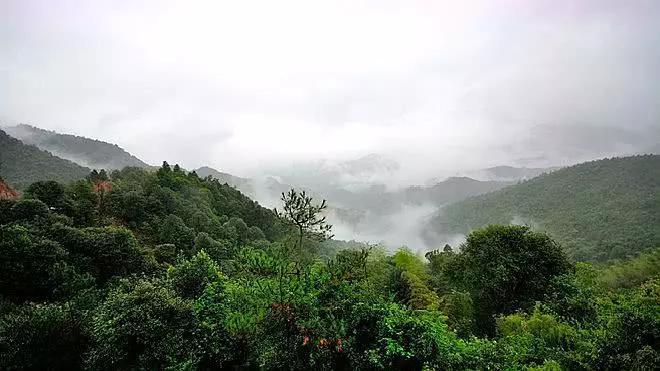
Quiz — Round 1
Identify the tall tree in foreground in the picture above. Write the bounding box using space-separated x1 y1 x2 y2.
275 189 333 252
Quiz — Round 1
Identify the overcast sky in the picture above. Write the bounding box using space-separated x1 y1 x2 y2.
2 0 659 178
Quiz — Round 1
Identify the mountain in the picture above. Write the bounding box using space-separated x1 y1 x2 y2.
423 155 660 262
193 163 511 250
0 129 90 189
338 153 400 176
195 166 255 195
472 166 559 182
324 176 511 248
403 177 511 205
276 153 401 192
3 124 149 170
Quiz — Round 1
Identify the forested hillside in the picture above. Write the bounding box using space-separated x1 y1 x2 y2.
425 155 660 261
473 165 559 181
195 166 255 195
0 130 90 189
1 162 658 369
403 176 510 206
3 124 149 170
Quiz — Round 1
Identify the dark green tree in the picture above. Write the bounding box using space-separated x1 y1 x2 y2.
167 250 224 299
86 280 196 369
0 225 67 302
25 181 72 214
447 225 571 334
0 303 89 370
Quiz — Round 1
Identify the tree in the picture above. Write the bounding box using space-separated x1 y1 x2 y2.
9 198 49 221
86 279 196 369
447 225 571 335
391 248 439 310
194 232 233 262
275 189 333 252
167 250 224 299
48 224 153 282
25 181 72 213
0 225 67 302
66 180 99 227
158 214 196 254
0 303 89 370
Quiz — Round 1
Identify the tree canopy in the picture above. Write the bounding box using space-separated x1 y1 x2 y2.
0 161 658 370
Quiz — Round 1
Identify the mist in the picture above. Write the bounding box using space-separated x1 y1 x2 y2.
3 0 659 183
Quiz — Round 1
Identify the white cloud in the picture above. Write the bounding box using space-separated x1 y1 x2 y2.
2 0 659 179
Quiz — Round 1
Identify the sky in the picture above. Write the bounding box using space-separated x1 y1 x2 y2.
2 0 659 179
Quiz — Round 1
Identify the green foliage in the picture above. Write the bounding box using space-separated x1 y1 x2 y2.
542 263 602 324
9 199 49 221
66 180 99 226
0 199 16 225
365 305 454 369
194 232 234 262
446 225 572 334
0 129 90 189
440 290 476 337
3 124 149 170
496 307 596 369
48 224 154 282
0 225 67 302
25 181 73 214
106 163 283 242
275 189 333 253
429 155 660 261
168 250 224 299
0 303 88 370
598 246 660 289
158 214 196 253
1 159 658 370
594 277 660 369
86 279 196 369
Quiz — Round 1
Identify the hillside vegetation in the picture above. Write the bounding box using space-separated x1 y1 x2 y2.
425 155 660 261
0 130 90 189
1 162 658 369
195 166 255 195
403 176 510 206
3 124 149 170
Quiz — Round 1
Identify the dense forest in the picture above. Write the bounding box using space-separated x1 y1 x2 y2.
3 125 149 170
0 130 90 189
1 162 658 370
425 155 660 262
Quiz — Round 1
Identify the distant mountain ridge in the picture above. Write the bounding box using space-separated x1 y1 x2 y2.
403 177 512 206
424 155 660 262
479 166 559 181
276 153 401 192
3 124 149 170
0 129 90 189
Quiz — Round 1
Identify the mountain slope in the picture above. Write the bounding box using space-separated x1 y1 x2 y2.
476 166 559 181
0 129 90 188
403 177 511 206
3 124 149 170
194 166 254 195
424 155 660 262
